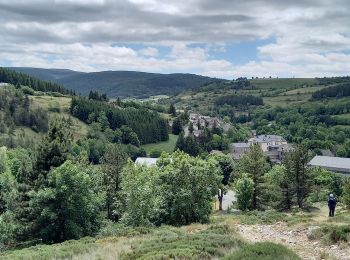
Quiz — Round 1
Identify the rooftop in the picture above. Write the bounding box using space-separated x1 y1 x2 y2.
249 135 286 143
232 142 250 148
135 157 158 166
308 156 350 173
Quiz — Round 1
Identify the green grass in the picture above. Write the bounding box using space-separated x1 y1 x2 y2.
212 210 314 226
29 95 72 112
250 78 317 90
222 242 301 260
30 94 88 139
0 237 97 260
121 225 242 260
332 113 350 120
141 134 178 155
0 224 243 260
283 86 325 95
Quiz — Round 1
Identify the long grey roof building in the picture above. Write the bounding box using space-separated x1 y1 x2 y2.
308 156 350 174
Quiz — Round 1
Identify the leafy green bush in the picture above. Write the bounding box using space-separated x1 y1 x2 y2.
342 178 350 208
222 242 301 260
20 86 35 95
97 222 153 238
311 225 350 244
234 175 254 211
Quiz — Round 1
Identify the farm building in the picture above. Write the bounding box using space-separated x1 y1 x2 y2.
308 156 350 175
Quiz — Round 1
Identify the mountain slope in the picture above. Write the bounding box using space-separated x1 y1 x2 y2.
9 67 84 82
9 67 222 98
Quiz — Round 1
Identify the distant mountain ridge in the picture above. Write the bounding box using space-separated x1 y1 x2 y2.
9 67 223 98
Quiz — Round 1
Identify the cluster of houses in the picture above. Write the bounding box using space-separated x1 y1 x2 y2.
185 113 231 137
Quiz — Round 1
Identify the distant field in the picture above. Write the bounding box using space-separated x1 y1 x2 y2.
283 85 325 95
250 78 317 90
141 134 178 155
264 93 311 107
29 95 72 112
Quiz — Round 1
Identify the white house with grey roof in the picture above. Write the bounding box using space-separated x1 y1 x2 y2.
248 134 287 152
231 134 291 163
308 156 350 175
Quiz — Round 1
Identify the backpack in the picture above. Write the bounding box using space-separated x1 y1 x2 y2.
329 197 336 206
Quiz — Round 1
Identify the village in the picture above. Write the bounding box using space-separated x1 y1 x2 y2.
137 112 350 176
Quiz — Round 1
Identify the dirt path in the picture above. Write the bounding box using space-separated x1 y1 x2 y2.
236 206 350 260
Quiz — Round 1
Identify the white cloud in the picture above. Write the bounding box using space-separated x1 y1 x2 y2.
139 47 159 57
0 0 350 78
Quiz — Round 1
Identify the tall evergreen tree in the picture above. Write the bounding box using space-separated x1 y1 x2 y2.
237 144 270 210
172 117 183 135
168 104 177 117
284 145 313 209
35 119 73 183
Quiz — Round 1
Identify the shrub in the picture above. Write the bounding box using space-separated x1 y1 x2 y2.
149 150 162 158
222 242 301 260
234 175 254 211
312 225 350 244
20 86 35 95
342 178 350 208
121 225 241 260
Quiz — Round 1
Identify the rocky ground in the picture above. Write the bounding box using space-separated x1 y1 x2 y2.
236 206 350 260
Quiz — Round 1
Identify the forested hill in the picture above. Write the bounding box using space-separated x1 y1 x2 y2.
0 67 73 95
8 67 223 98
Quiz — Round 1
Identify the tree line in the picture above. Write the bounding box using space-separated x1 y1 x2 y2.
312 82 350 100
0 68 73 95
70 97 169 144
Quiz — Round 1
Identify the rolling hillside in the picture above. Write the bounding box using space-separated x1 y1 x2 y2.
8 67 222 98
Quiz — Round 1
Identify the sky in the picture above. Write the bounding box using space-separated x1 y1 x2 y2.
1 0 350 79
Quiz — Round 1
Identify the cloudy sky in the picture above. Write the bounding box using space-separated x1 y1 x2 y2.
1 0 350 78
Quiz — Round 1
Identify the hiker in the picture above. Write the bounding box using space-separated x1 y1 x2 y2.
328 194 337 217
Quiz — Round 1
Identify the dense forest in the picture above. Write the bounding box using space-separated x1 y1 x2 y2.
0 68 72 95
312 82 350 100
70 97 168 144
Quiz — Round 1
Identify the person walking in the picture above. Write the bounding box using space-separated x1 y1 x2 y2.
328 194 337 217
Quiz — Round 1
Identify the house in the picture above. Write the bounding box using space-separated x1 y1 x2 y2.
231 143 250 160
231 135 291 163
248 134 288 152
135 157 158 166
308 156 350 175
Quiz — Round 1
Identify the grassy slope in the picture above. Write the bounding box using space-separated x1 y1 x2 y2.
3 203 349 259
141 134 178 155
170 78 335 113
0 221 299 260
29 95 88 139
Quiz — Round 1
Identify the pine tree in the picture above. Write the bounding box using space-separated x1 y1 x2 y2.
237 144 270 209
172 117 183 135
34 119 73 183
169 104 177 117
284 145 313 209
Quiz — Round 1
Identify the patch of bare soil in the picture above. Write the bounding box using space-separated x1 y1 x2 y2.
236 206 350 260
